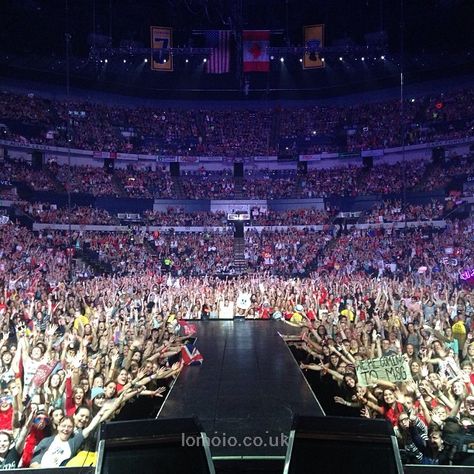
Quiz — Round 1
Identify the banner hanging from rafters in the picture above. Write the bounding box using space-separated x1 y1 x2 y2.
205 30 231 74
303 24 325 69
243 30 270 72
150 26 173 71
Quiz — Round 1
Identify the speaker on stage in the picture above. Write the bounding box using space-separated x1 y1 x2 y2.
297 161 307 175
362 156 373 169
170 162 180 177
283 416 403 474
104 158 115 173
432 146 445 164
234 162 243 178
32 150 44 170
96 418 215 474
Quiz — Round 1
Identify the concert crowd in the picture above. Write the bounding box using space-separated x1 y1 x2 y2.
0 84 473 469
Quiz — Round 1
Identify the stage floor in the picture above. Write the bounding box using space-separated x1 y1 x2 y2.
158 320 324 456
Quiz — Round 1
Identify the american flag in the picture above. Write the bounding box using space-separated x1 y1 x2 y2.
205 30 231 74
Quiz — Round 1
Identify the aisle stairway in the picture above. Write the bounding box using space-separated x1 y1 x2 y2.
233 236 247 273
171 176 185 199
234 176 243 199
44 165 66 192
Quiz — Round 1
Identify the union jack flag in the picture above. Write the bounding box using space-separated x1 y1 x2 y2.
181 343 204 366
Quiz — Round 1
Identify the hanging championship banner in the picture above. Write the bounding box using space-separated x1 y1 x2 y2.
150 26 173 71
303 24 324 69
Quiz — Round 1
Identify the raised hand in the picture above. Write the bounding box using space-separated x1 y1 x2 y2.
153 387 166 397
46 324 58 337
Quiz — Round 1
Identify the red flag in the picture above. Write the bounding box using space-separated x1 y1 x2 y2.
243 30 270 72
32 362 59 388
178 321 197 336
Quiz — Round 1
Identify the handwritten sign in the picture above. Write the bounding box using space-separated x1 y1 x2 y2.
356 355 412 386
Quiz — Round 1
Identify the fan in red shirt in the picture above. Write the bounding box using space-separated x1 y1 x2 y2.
0 396 13 431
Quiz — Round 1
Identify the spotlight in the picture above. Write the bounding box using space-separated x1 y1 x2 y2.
123 59 126 64
270 55 274 60
321 57 325 62
339 57 343 61
104 59 108 63
203 58 207 63
381 55 385 60
185 59 189 63
410 98 415 103
144 58 148 63
280 57 284 63
299 58 303 63
163 59 167 63
361 56 365 61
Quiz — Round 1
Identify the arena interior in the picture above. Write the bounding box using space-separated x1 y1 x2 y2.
0 1 473 473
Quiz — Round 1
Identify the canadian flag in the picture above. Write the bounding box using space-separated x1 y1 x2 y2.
243 30 270 72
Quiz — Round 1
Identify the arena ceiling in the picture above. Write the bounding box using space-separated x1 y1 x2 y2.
0 0 473 99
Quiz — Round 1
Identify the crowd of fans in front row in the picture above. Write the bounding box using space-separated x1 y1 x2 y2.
0 203 472 466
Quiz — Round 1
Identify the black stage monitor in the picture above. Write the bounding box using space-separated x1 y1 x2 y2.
96 417 215 474
284 416 403 474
